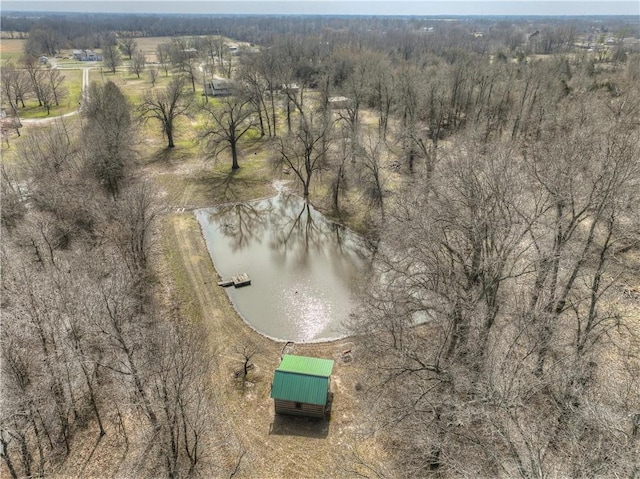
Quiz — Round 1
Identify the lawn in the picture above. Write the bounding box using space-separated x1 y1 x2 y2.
13 68 84 119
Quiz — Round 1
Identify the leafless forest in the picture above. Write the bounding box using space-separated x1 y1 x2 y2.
2 12 640 478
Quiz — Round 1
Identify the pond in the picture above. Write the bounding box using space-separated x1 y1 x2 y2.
196 192 372 342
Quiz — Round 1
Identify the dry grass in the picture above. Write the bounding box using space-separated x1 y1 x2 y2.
36 112 388 476
0 38 26 61
132 124 388 477
131 35 246 64
133 36 172 63
157 213 386 478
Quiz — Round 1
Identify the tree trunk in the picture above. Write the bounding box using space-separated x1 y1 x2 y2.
257 108 265 137
270 90 277 137
166 122 175 148
0 434 19 479
231 141 239 170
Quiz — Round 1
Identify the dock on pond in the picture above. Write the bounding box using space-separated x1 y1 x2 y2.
218 273 251 288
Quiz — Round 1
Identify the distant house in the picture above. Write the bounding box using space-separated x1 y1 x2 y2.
270 354 334 418
280 83 300 95
328 96 352 110
205 78 234 96
182 48 198 58
73 49 101 61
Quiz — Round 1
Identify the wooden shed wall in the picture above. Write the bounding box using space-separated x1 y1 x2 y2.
274 399 325 418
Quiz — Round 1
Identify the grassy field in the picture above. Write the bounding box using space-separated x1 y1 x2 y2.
0 37 85 118
15 68 84 119
0 38 26 62
91 67 187 104
131 36 172 63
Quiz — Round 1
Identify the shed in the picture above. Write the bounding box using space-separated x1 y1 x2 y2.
270 354 334 418
328 96 352 109
205 78 234 96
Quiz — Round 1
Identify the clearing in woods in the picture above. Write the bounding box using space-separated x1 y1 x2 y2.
151 141 386 477
159 213 385 478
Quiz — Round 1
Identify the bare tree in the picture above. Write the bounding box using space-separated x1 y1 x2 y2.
328 130 350 219
148 65 159 86
138 75 193 148
15 119 98 246
108 181 162 279
22 56 47 107
358 132 385 212
1 62 30 111
368 53 396 140
237 58 271 136
253 47 282 137
334 47 377 162
522 102 639 376
24 27 62 57
169 38 200 92
43 67 67 110
0 115 22 145
275 112 333 199
82 80 134 198
149 317 221 478
93 266 159 432
233 343 258 381
156 43 172 77
201 91 257 170
353 89 640 476
0 164 26 231
197 35 218 66
102 44 122 74
118 33 137 60
129 50 146 79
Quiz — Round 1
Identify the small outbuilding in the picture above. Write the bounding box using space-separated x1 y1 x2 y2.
270 354 334 418
204 79 234 96
328 96 352 110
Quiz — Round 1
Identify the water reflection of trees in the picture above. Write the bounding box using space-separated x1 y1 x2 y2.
206 201 271 251
270 196 321 253
205 192 371 274
269 193 370 271
269 194 327 256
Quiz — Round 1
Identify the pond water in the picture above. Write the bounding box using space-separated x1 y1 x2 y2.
196 192 372 342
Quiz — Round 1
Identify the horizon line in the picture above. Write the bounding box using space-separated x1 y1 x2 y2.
3 1 639 17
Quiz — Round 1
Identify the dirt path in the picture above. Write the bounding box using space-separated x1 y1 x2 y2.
162 213 386 478
18 67 89 126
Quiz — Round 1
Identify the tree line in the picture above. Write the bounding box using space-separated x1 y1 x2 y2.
0 81 238 478
5 11 639 59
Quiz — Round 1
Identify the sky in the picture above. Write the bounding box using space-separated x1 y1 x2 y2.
2 0 639 16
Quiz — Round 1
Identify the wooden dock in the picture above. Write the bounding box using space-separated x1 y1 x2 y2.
232 273 251 287
218 273 251 288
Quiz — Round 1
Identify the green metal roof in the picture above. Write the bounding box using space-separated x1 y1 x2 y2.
276 355 334 377
270 355 335 405
271 371 329 405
